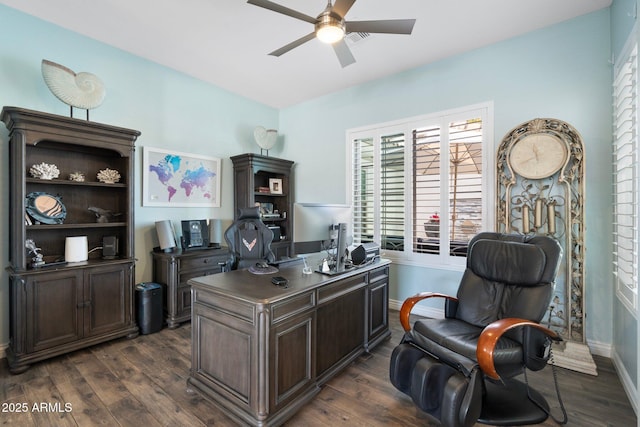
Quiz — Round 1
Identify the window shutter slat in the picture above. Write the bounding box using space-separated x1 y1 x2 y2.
613 42 638 312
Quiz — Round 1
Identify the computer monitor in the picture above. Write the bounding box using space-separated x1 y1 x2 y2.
293 203 352 255
334 222 349 273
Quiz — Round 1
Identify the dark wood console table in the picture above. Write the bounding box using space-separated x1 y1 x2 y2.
152 247 230 329
187 258 391 426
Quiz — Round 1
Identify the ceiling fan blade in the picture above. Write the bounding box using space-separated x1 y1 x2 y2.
269 32 316 57
247 0 317 24
346 19 416 35
332 39 356 68
332 0 356 18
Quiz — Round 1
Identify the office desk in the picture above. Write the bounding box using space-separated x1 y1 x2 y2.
187 258 391 426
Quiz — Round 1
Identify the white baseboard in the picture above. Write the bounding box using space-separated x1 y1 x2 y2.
612 350 639 415
389 298 444 319
586 340 611 358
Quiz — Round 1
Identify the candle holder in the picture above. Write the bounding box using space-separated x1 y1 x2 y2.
509 180 565 237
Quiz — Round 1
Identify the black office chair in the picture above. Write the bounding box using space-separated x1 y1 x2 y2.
224 207 276 270
389 232 565 427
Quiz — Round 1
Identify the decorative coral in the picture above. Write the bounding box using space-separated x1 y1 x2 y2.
97 168 121 184
68 171 85 182
29 162 60 180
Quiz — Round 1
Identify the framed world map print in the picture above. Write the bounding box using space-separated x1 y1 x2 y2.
143 147 221 207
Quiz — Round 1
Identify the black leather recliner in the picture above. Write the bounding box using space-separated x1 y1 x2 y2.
224 207 276 270
389 232 564 427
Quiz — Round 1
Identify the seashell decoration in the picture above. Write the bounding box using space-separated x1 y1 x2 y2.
29 162 60 180
253 126 278 155
97 168 121 184
68 171 85 182
41 59 106 110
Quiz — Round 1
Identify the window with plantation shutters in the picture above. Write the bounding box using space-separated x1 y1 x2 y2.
413 124 443 254
413 120 483 256
381 133 406 251
352 137 375 245
613 37 638 314
348 103 493 266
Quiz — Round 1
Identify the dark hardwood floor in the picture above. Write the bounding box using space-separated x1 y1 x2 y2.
1 312 636 426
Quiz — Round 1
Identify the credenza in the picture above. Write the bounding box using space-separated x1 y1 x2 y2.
152 247 231 329
187 258 391 426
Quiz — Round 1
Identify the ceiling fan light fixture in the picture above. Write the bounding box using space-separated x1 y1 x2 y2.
315 13 345 44
248 0 416 67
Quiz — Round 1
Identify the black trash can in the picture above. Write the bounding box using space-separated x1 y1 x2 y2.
136 282 163 334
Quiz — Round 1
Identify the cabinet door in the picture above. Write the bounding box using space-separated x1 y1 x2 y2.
84 264 132 336
175 284 192 319
316 274 367 378
270 310 315 411
26 270 83 353
365 267 389 351
178 268 221 318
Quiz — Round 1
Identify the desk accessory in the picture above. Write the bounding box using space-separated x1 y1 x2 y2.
271 276 288 287
302 257 312 275
248 263 279 275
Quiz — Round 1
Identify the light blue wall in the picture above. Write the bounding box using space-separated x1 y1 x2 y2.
611 0 637 55
279 10 614 343
0 4 624 369
0 5 278 347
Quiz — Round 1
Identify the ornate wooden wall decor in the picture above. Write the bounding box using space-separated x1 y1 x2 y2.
497 118 596 375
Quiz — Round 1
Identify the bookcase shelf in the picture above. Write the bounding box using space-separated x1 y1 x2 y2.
231 153 294 260
27 222 128 230
2 106 141 373
26 178 128 188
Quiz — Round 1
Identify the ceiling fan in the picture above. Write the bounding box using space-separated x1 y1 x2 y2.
247 0 416 68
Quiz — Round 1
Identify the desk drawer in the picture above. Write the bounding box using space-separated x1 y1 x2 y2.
369 265 389 284
180 269 221 286
181 254 228 271
272 291 315 324
317 273 367 304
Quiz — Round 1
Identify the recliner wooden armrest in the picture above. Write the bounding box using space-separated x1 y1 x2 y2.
399 292 459 332
477 318 562 380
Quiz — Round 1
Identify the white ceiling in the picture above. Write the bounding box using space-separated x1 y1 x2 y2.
1 0 612 108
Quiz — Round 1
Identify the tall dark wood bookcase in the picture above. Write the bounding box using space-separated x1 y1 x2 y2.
230 153 294 260
2 107 140 373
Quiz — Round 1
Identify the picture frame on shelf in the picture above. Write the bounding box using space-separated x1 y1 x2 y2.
255 202 274 216
269 178 283 195
143 147 221 207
